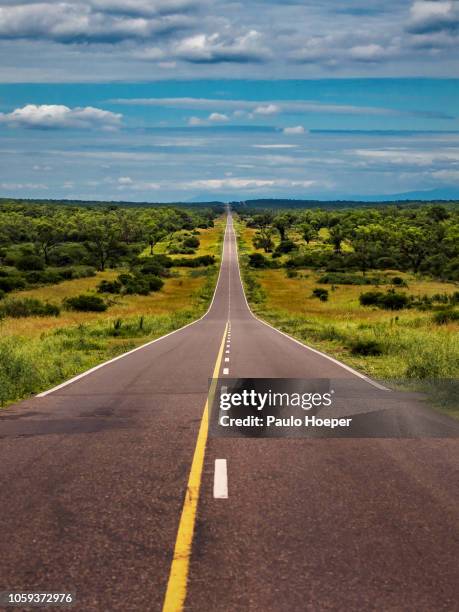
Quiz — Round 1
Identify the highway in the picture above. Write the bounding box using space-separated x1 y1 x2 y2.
0 213 458 611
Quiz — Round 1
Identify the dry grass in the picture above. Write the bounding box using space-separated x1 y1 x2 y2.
255 268 459 329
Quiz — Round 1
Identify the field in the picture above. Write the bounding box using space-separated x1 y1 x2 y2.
236 215 459 416
0 214 224 406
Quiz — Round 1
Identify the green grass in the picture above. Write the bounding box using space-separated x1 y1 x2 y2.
0 267 218 407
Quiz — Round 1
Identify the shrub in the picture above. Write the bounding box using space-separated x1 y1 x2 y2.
15 255 45 271
312 288 329 302
350 339 383 356
433 309 459 325
64 294 107 312
248 253 269 268
183 236 200 249
173 255 215 268
286 269 298 278
97 279 122 294
0 273 26 292
275 240 296 254
145 275 164 292
359 291 384 306
0 298 60 318
359 290 409 310
391 276 407 287
378 292 410 310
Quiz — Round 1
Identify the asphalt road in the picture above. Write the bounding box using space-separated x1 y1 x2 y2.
0 213 458 611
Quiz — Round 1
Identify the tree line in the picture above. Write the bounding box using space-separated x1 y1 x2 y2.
0 201 220 297
241 204 459 280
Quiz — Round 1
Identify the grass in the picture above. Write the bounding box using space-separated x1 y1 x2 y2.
235 217 459 418
141 217 225 259
0 218 224 407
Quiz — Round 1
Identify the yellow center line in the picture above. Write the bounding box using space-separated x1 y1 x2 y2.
162 321 229 612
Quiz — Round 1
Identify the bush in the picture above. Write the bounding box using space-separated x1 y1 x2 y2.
0 298 60 318
312 288 329 302
359 291 384 306
64 294 107 312
359 290 409 310
248 253 269 268
350 339 383 356
173 255 215 268
433 309 459 325
378 292 410 310
97 279 122 294
15 255 45 271
391 276 407 287
183 236 200 249
275 240 296 254
0 273 26 292
145 275 164 292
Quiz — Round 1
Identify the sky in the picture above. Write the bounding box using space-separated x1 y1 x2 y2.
0 0 458 201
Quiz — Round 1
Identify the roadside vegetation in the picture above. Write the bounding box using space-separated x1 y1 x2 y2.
235 204 459 416
0 200 224 406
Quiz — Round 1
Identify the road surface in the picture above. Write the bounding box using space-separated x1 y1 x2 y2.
0 213 458 611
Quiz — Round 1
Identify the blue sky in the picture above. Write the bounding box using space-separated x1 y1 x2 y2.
0 1 458 201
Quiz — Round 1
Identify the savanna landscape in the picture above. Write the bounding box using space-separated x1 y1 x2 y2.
234 202 459 414
0 199 224 406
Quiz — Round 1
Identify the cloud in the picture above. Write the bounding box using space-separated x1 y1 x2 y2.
173 30 269 63
116 176 160 189
349 43 387 61
354 148 459 166
0 1 197 43
406 1 459 35
0 104 122 129
283 125 305 134
208 112 229 122
252 144 298 149
180 177 317 190
188 116 206 126
89 0 204 17
254 104 280 115
110 96 417 117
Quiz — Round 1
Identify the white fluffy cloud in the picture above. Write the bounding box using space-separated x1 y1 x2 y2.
174 30 269 63
283 125 305 135
254 104 280 115
208 112 229 122
0 104 122 129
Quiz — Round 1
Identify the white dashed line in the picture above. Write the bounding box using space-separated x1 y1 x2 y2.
213 459 228 499
223 368 229 375
224 357 229 362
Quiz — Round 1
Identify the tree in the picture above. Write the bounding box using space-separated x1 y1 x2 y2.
328 225 346 253
83 214 123 271
300 223 317 245
253 227 275 253
33 219 63 265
